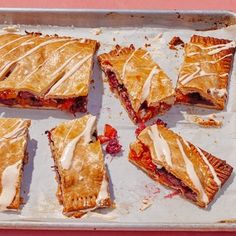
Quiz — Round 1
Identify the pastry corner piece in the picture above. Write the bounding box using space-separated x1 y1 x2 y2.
0 32 99 114
98 45 175 123
0 118 31 211
129 123 233 208
176 35 236 110
47 114 112 217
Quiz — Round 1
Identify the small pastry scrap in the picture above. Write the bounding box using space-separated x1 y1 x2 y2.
129 122 233 208
47 114 112 217
181 112 223 128
0 32 99 113
176 35 236 110
98 45 175 123
0 118 31 210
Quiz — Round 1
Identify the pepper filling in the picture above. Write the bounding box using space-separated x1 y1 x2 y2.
129 142 197 202
106 70 171 123
0 90 87 114
176 89 214 107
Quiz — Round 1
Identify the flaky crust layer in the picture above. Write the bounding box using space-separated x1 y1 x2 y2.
0 33 99 100
0 118 31 210
48 115 112 217
98 44 175 122
129 124 233 208
176 35 235 110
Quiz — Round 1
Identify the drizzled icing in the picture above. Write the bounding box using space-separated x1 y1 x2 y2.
0 35 29 50
190 41 236 55
195 147 221 187
60 116 96 170
0 38 69 78
179 40 235 85
148 125 172 167
179 64 226 85
177 139 209 205
96 173 109 205
208 88 227 98
141 66 160 103
0 120 26 140
0 160 22 210
121 49 137 80
17 40 77 87
46 54 92 95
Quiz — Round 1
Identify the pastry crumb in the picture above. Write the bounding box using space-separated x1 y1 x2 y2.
2 25 20 32
91 28 103 35
168 36 184 50
113 37 116 42
181 112 223 128
139 197 153 211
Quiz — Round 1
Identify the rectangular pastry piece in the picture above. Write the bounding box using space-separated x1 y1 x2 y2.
0 118 31 210
98 45 175 123
0 32 99 113
47 114 112 217
176 35 236 109
129 123 233 208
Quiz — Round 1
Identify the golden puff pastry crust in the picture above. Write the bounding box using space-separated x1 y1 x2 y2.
129 123 233 208
176 35 236 110
47 114 112 217
0 32 99 113
98 45 175 123
0 118 31 210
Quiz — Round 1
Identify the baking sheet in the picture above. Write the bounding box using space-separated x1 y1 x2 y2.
0 9 236 230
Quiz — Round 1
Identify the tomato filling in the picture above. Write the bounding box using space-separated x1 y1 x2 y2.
106 70 171 123
0 90 87 113
176 89 214 106
129 142 197 202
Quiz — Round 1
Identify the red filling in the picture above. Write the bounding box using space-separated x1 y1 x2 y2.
106 70 171 123
98 123 122 155
176 89 214 107
0 90 87 113
129 142 197 202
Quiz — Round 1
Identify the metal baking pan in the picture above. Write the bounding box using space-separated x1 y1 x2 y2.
0 8 235 231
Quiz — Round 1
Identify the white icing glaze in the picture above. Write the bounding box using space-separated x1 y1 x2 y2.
60 115 96 170
195 147 221 187
121 49 137 80
148 125 172 167
0 160 22 210
96 173 109 205
0 38 69 78
141 66 160 103
17 40 77 87
0 120 26 140
176 139 208 205
190 41 236 55
182 137 190 149
208 88 227 98
0 35 29 50
46 54 92 95
179 65 201 84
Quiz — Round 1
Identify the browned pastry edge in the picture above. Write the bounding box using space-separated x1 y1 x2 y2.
6 120 31 210
98 45 173 123
176 35 235 110
47 128 112 218
129 125 233 208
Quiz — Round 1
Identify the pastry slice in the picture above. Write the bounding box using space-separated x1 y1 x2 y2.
176 35 236 109
129 123 233 208
0 32 99 113
98 45 175 123
0 118 31 210
47 114 112 217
